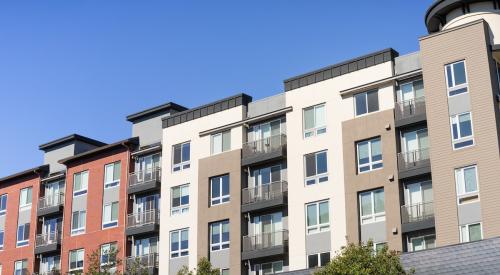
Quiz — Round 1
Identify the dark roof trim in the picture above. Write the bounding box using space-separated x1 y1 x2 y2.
162 93 252 128
284 48 399 92
0 165 49 183
126 102 188 123
59 137 139 165
39 134 107 151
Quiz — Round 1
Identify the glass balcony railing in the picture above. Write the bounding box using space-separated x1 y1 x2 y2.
35 231 62 248
397 148 430 172
242 230 289 252
395 97 426 121
128 168 161 188
242 134 287 162
401 201 434 224
242 181 287 206
38 193 64 211
127 209 159 228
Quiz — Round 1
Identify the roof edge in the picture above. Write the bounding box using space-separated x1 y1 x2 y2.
126 102 188 123
39 134 107 151
0 165 49 183
58 137 139 165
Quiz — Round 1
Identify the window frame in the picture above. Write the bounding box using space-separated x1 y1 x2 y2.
450 112 474 150
304 150 329 186
258 261 284 274
0 194 7 216
69 249 85 272
359 189 385 225
455 165 479 204
459 222 483 243
445 60 468 97
73 171 89 197
71 210 86 236
171 184 190 215
408 234 435 252
100 242 118 267
14 260 27 275
210 220 230 251
172 142 191 172
16 222 30 247
19 187 32 209
170 228 189 258
211 130 231 155
102 202 119 229
373 242 387 254
210 174 230 206
354 90 379 117
104 161 121 189
305 200 330 235
303 103 327 138
356 137 383 174
0 229 4 250
307 252 331 269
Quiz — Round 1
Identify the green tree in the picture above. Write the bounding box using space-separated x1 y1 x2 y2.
84 246 122 275
314 241 414 275
177 257 220 275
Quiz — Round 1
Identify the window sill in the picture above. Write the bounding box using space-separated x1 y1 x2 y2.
306 229 331 236
71 231 85 236
358 166 383 175
104 181 120 189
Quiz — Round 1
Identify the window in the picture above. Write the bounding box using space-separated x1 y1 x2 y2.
455 165 479 204
14 260 27 275
104 162 121 189
308 252 330 269
303 104 326 138
211 175 230 206
210 220 230 251
102 202 119 229
355 90 379 116
73 171 89 196
19 187 32 208
171 184 189 215
211 131 231 155
0 230 4 250
451 112 474 149
398 80 424 102
460 223 482 243
359 189 385 224
69 249 84 272
259 261 283 274
0 194 6 215
304 151 328 185
101 243 117 267
16 223 30 247
446 60 468 96
357 137 383 173
71 210 86 235
170 228 189 258
374 242 387 254
220 269 230 275
409 235 435 252
173 142 190 172
306 200 330 234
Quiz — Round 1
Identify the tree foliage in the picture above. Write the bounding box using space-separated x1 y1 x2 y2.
177 257 220 275
82 246 121 275
314 241 414 275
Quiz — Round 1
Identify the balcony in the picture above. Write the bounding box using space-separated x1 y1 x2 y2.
35 231 61 254
125 253 159 275
395 97 426 127
401 201 435 233
126 210 160 236
128 168 161 195
242 230 289 261
397 148 431 179
36 270 61 275
242 134 287 166
37 193 64 217
241 181 288 213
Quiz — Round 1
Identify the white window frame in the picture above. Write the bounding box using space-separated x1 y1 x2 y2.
170 228 189 258
450 112 474 150
0 229 4 250
359 189 385 225
373 242 387 254
357 138 383 174
71 210 86 236
102 202 119 229
354 90 379 117
171 184 190 215
220 268 230 275
460 222 483 243
303 103 327 138
210 175 230 206
19 187 32 209
16 223 30 247
14 260 27 275
304 151 329 186
307 251 330 269
408 234 435 252
0 194 7 216
172 142 191 172
455 165 479 205
210 220 230 251
73 171 89 197
257 261 284 274
100 243 117 267
305 200 330 234
104 162 121 189
69 249 85 272
211 131 231 155
445 60 468 97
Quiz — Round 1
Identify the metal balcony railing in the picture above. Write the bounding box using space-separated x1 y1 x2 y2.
127 209 159 228
36 270 61 275
395 97 426 121
129 167 161 188
242 230 289 252
35 231 61 247
126 253 159 271
38 193 64 210
401 201 434 224
397 148 430 171
242 134 287 160
242 181 288 205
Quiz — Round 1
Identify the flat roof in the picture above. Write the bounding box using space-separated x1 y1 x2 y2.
59 137 138 165
39 134 107 152
126 102 188 123
0 165 49 183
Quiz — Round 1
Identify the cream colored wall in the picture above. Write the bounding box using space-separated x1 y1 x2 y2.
285 61 394 270
160 106 245 274
443 5 500 45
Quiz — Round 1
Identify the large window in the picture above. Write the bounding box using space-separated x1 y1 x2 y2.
0 229 4 250
445 60 468 96
455 165 479 204
14 260 27 275
69 249 84 272
71 210 86 235
19 187 32 208
0 194 6 215
399 80 424 102
100 243 117 267
359 189 385 224
258 261 284 274
171 184 189 215
303 104 326 138
355 90 379 116
306 200 330 234
211 175 230 206
104 162 121 189
170 228 189 258
16 223 30 247
460 223 482 243
409 235 435 252
102 202 119 229
173 142 191 172
211 131 231 155
304 151 328 186
73 171 89 197
357 137 383 173
210 220 230 251
308 252 330 269
451 112 474 149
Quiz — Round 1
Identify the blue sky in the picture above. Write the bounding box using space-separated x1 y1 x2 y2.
0 1 433 177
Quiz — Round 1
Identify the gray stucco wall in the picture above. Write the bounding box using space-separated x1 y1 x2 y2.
395 52 421 75
458 202 482 225
44 144 76 173
169 256 188 275
247 93 286 118
18 207 31 224
361 221 387 243
132 111 170 147
305 231 331 254
209 249 230 269
448 93 472 116
103 186 120 205
72 195 87 212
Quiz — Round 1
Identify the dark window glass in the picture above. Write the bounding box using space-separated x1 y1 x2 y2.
320 252 331 266
173 145 181 164
355 93 367 116
316 152 328 174
182 143 190 162
367 90 379 113
308 254 318 268
305 154 316 177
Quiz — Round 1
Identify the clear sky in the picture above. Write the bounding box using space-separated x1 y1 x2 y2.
0 0 434 177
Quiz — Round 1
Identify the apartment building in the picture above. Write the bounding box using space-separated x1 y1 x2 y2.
1 0 500 274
